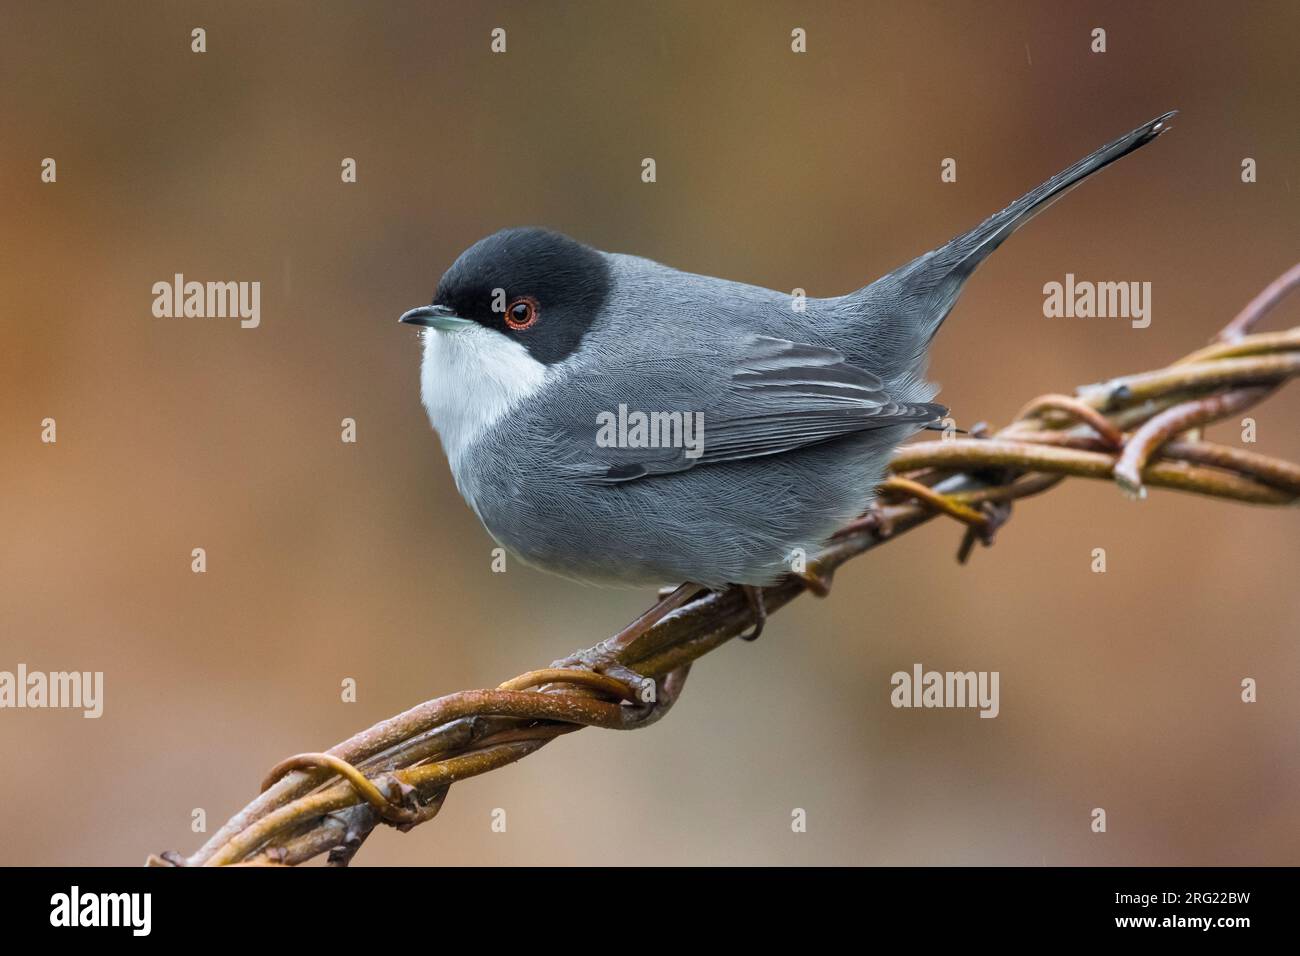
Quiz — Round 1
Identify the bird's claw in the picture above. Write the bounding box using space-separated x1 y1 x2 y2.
738 585 767 641
549 645 659 709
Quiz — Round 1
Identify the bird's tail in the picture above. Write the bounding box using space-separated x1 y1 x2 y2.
928 110 1176 290
842 110 1176 393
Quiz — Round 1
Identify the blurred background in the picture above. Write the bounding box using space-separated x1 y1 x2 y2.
1 0 1297 866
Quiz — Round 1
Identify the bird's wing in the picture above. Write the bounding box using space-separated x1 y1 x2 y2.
562 335 945 484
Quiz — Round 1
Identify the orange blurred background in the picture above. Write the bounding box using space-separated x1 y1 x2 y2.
2 1 1297 865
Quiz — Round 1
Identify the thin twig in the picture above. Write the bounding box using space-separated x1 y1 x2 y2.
1216 261 1300 342
1113 387 1273 497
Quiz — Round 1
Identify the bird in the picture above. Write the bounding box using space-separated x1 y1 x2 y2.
400 110 1175 657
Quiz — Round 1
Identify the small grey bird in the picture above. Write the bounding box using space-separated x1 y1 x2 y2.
401 111 1174 634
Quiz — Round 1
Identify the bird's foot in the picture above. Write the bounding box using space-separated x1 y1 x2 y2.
550 644 657 705
738 585 767 641
550 582 703 721
547 647 692 728
833 502 893 540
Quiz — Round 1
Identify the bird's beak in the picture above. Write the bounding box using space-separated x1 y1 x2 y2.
398 304 475 331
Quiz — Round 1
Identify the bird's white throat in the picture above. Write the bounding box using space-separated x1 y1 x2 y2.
418 324 548 463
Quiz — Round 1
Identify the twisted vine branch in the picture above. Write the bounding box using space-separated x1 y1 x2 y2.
152 263 1300 867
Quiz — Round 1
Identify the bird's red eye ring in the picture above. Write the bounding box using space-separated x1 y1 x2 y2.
505 296 539 331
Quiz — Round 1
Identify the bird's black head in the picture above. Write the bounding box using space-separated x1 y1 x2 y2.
405 228 612 366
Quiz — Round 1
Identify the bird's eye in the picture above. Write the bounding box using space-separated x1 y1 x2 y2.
504 296 539 331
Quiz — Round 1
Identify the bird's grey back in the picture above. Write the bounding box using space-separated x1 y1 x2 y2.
591 252 939 406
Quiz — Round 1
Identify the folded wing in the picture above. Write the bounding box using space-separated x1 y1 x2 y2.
577 336 945 483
